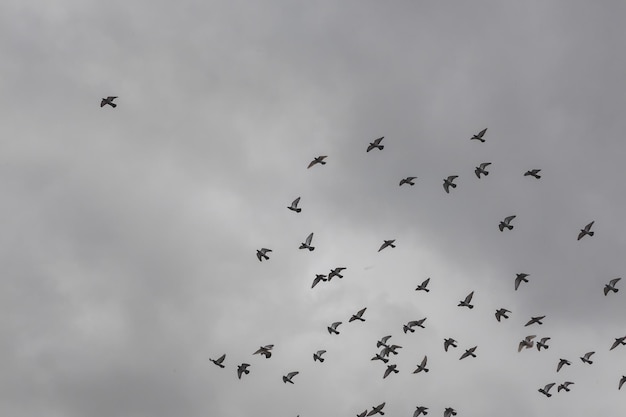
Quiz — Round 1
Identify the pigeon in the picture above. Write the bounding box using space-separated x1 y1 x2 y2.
371 353 389 364
537 337 551 351
100 96 117 107
210 354 226 368
460 346 477 360
288 197 302 213
474 162 492 178
282 371 299 384
519 335 536 352
349 308 367 322
610 336 626 350
577 221 595 240
299 233 315 251
367 137 384 152
444 407 457 417
415 278 430 292
378 240 396 252
458 291 474 309
256 248 272 262
444 338 458 352
237 363 250 379
499 215 516 232
413 406 429 417
253 345 274 358
383 364 399 379
413 355 429 373
367 402 386 416
558 382 574 392
443 176 458 193
381 345 402 357
556 359 571 372
514 273 529 290
313 350 327 362
308 155 328 168
328 267 347 280
538 383 556 397
311 274 328 288
399 176 417 186
495 308 511 322
580 351 595 364
604 278 621 295
619 376 626 390
524 169 541 179
377 335 392 348
471 128 487 142
403 318 427 333
525 316 546 326
327 322 342 335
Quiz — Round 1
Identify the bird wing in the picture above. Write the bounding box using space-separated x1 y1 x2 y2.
291 197 300 207
619 376 626 390
305 232 314 245
610 277 621 286
540 337 550 343
287 371 299 379
356 307 367 317
464 291 474 302
545 383 555 391
505 215 516 223
585 221 595 231
383 367 392 378
216 354 225 363
480 162 492 169
421 356 428 366
477 128 487 137
443 181 450 193
332 321 342 329
373 137 384 145
422 278 430 286
378 242 388 252
514 276 522 290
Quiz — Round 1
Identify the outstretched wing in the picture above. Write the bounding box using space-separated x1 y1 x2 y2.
305 232 314 245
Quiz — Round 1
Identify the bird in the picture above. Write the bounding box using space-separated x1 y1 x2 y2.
403 318 427 333
444 407 457 417
580 351 595 364
380 345 402 357
313 350 326 362
577 221 595 240
458 291 474 309
357 410 368 417
538 383 556 397
558 382 574 392
519 335 536 352
282 371 299 384
619 376 626 390
328 267 347 280
349 308 367 322
471 128 487 142
444 338 458 352
514 273 529 290
383 364 399 379
525 316 546 326
557 359 572 372
367 402 386 416
474 162 492 178
610 336 626 350
253 345 274 358
415 278 430 292
413 355 429 373
327 322 342 335
210 354 226 368
256 248 272 261
499 215 516 231
311 274 328 288
367 137 384 152
299 232 315 251
604 278 621 295
495 308 511 322
399 176 417 186
287 197 302 213
443 176 458 193
537 337 551 351
377 335 392 348
371 353 389 364
413 406 429 417
459 346 477 360
378 240 396 252
100 96 117 107
307 155 327 168
237 363 250 379
524 169 542 179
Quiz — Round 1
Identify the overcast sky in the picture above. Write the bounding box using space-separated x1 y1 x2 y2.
1 1 625 416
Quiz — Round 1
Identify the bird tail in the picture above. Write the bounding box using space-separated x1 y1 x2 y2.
308 247 314 251
536 175 541 178
508 225 513 230
424 369 429 372
295 208 301 213
244 369 249 374
320 161 326 164
589 231 594 236
390 244 396 248
451 183 457 188
110 103 117 108
468 305 474 309
485 172 489 175
547 393 551 398
615 288 619 293
379 146 384 150
424 289 430 292
319 357 324 362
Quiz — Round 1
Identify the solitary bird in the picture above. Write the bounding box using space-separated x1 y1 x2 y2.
538 383 556 397
458 291 474 309
519 335 536 352
558 382 574 392
282 371 299 384
327 322 342 335
610 336 626 350
100 96 117 107
499 215 516 232
307 155 327 168
349 308 367 322
537 337 551 351
299 232 315 251
237 363 250 379
253 345 274 358
256 248 272 262
378 240 396 252
580 351 595 364
444 338 458 352
383 364 399 379
415 278 431 292
210 354 226 368
604 278 621 295
287 197 302 213
403 318 427 333
577 221 595 240
619 376 626 390
313 350 327 362
524 169 542 179
460 346 477 360
413 406 429 417
444 407 458 417
471 128 487 142
413 355 429 373
514 273 530 290
475 162 492 178
556 359 572 372
525 316 546 326
399 176 417 186
367 402 386 416
328 267 347 280
311 274 328 288
443 176 459 193
495 308 511 322
367 137 385 152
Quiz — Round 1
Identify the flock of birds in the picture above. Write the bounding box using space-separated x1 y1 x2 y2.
101 98 625 416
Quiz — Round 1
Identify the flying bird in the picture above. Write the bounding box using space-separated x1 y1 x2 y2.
328 267 347 280
256 248 272 262
499 215 516 232
327 322 342 335
471 128 487 142
524 169 541 179
580 351 595 364
237 363 250 379
538 383 556 397
377 335 392 348
537 337 551 351
399 176 417 186
556 359 572 372
253 345 274 358
403 318 427 333
313 350 326 362
287 197 302 213
577 221 595 240
443 176 458 193
367 402 386 416
307 155 327 168
604 278 621 295
444 407 458 417
299 232 315 251
519 335 536 352
380 345 402 357
367 137 384 152
558 382 574 392
458 291 474 309
357 410 368 417
383 364 399 379
619 376 626 390
474 162 491 178
100 96 117 107
349 308 367 322
495 308 511 322
415 278 430 292
610 336 626 350
413 406 429 417
444 338 458 352
311 274 328 288
413 355 429 373
282 371 299 384
378 240 396 252
371 353 389 364
459 346 477 360
210 354 226 368
525 316 546 326
514 273 529 290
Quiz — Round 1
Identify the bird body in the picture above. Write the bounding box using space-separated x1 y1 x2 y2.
610 336 626 350
349 308 367 322
313 350 326 362
371 353 389 363
499 215 516 231
383 364 399 379
253 345 274 358
413 355 429 373
404 318 427 333
557 359 572 372
619 376 626 390
237 363 250 379
210 354 226 368
367 137 384 152
577 221 595 240
604 278 621 295
537 337 551 351
580 351 595 364
307 156 327 168
328 267 346 280
413 406 428 417
311 274 328 288
525 316 546 326
475 162 491 178
443 176 458 193
519 335 536 352
495 308 511 322
460 346 477 360
558 382 574 392
378 240 396 252
367 402 386 416
377 335 392 348
444 407 457 417
444 338 458 352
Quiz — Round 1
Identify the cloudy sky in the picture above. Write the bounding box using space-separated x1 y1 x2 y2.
1 1 625 416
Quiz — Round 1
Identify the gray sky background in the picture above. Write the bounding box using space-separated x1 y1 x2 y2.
1 1 625 416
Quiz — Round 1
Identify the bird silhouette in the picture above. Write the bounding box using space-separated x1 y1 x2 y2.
459 346 477 360
556 359 571 372
577 221 595 240
610 336 626 350
458 291 474 309
519 335 536 352
514 273 529 290
619 376 626 390
443 176 458 193
525 316 546 326
313 350 327 362
100 96 117 107
328 267 347 280
499 215 516 231
327 322 342 335
444 338 458 352
558 382 574 392
495 308 511 322
413 406 429 417
307 156 327 168
537 337 551 351
378 240 396 252
470 128 487 142
403 318 427 333
580 351 595 364
383 364 399 379
367 137 384 152
256 248 272 261
474 162 491 178
253 345 274 358
604 278 621 295
367 402 386 416
538 383 556 397
444 407 458 417
287 197 302 213
282 371 299 384
413 355 429 373
399 176 417 186
311 274 327 288
237 363 250 379
349 308 367 322
415 278 430 292
299 232 315 251
371 353 389 364
524 169 541 179
210 354 226 368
